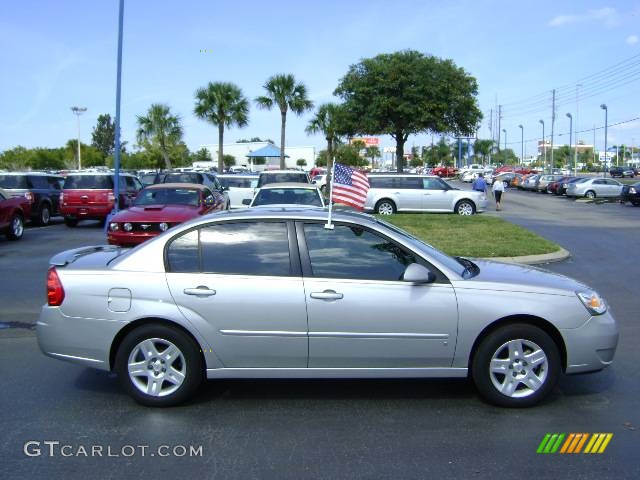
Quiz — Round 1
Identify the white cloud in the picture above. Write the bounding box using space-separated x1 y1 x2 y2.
548 7 619 28
627 34 639 45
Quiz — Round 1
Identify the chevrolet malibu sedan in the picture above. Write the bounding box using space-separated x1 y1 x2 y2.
107 183 225 246
566 178 623 199
37 208 618 407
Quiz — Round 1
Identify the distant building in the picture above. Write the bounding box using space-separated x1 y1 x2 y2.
198 142 316 170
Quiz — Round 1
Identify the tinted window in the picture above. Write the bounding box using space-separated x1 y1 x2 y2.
258 173 308 187
164 172 203 184
200 222 290 276
0 175 29 189
423 178 445 190
29 176 49 189
48 177 63 189
63 175 113 189
220 177 258 188
167 230 199 273
368 176 394 189
397 177 423 189
303 223 417 281
253 188 322 206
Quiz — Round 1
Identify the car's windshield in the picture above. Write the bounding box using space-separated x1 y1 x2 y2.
140 173 160 186
252 188 322 206
0 175 28 189
63 175 112 189
134 187 200 206
258 173 308 187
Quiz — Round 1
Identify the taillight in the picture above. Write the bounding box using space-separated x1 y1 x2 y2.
25 192 35 203
47 267 65 306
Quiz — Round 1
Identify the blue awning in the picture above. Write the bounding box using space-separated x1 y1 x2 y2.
246 144 289 158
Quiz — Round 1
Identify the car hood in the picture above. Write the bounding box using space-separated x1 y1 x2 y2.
455 259 589 296
111 204 200 222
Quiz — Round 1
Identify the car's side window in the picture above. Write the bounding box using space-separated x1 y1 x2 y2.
200 222 290 276
167 230 199 273
423 178 444 190
397 177 423 189
368 177 393 189
593 179 604 185
303 223 417 281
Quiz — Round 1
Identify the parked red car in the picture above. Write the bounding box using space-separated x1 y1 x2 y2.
494 165 537 175
432 166 458 177
107 183 225 246
60 173 143 227
0 188 31 240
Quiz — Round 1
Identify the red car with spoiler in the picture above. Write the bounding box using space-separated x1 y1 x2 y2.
107 183 224 247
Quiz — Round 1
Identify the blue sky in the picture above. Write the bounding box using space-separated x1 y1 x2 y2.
1 0 639 158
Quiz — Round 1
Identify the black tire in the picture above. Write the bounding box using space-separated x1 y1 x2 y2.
455 199 476 215
585 190 596 199
471 323 560 407
64 217 78 227
631 200 640 207
7 214 24 240
375 199 396 215
115 323 204 407
36 203 51 226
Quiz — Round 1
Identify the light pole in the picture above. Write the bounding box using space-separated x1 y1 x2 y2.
601 104 608 177
70 106 87 170
566 113 573 176
518 125 524 165
502 128 507 157
539 120 546 172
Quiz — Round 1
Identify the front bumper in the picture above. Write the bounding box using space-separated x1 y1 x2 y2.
107 230 158 247
561 310 619 374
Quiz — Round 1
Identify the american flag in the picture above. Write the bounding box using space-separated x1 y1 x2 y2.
331 163 370 210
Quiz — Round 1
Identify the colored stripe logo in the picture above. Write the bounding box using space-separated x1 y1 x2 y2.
537 433 613 454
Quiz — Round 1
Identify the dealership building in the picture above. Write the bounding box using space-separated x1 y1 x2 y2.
198 142 316 170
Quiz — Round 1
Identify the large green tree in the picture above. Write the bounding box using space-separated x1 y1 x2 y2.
335 50 482 172
91 114 116 157
306 103 342 182
194 82 249 172
255 74 313 169
136 104 183 170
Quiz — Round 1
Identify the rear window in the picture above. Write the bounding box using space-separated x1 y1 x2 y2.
258 173 308 187
0 175 29 189
164 172 202 184
253 188 322 206
220 177 258 188
63 175 113 189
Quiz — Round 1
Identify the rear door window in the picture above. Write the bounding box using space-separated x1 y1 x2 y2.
0 175 29 189
63 175 113 189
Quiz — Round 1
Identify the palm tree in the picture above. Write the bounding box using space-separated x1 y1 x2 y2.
474 139 495 165
305 103 341 188
194 82 249 173
136 104 183 170
255 74 313 169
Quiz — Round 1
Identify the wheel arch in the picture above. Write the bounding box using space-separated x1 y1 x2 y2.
109 317 208 372
374 197 397 211
467 314 567 373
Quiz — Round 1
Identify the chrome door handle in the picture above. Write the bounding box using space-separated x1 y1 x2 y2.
310 290 343 300
184 286 216 297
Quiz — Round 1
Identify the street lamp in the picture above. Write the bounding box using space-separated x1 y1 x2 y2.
502 128 507 153
539 120 546 172
518 125 524 165
566 113 573 176
601 104 608 177
70 106 87 170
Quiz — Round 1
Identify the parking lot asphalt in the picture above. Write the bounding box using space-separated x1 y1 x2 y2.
1 196 639 479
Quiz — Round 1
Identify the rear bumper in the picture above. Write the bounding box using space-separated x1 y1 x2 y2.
61 204 113 220
561 310 619 374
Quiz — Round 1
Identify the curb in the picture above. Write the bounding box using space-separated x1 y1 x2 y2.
479 247 571 266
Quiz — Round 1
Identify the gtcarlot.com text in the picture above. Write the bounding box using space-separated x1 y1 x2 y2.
23 441 203 458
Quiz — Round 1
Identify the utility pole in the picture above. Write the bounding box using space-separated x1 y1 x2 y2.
575 84 582 175
488 108 493 166
70 106 87 170
497 105 502 152
550 89 556 171
601 104 608 177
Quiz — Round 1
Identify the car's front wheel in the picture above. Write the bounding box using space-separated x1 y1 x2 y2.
115 324 204 407
37 204 51 226
471 324 560 407
455 200 476 215
7 214 24 240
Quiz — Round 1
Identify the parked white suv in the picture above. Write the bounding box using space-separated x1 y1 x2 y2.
218 174 258 208
365 174 487 215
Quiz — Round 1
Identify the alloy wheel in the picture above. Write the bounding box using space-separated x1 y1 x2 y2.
489 339 548 398
11 216 24 239
127 338 186 397
377 202 394 215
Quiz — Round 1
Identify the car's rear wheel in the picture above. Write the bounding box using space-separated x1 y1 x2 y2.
455 200 475 216
64 217 78 227
115 324 203 407
585 190 596 199
37 204 51 226
471 324 560 407
375 199 396 215
7 215 24 240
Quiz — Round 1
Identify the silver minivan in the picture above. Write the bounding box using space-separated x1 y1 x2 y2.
365 174 487 215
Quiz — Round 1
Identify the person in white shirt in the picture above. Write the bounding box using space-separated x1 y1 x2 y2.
492 179 506 211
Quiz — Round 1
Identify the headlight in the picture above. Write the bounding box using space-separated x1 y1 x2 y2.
109 222 119 231
630 187 637 194
576 290 607 315
159 222 169 231
123 223 133 232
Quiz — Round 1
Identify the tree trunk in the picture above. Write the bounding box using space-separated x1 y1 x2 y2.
395 136 405 173
280 111 287 169
326 137 333 190
162 148 172 170
218 124 224 173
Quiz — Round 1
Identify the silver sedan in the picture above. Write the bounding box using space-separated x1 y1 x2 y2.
566 177 623 199
37 208 618 407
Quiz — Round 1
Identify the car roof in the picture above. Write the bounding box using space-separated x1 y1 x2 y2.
257 182 319 189
218 174 258 178
259 170 307 174
145 183 207 190
0 171 59 176
368 173 440 178
66 172 135 177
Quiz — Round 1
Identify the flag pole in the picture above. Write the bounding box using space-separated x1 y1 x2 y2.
324 161 336 230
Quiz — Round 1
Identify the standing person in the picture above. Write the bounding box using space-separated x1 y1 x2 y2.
492 177 505 211
472 173 487 194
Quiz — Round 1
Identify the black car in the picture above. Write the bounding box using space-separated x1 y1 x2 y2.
609 166 635 178
139 171 166 186
0 172 64 225
556 176 585 196
620 182 640 206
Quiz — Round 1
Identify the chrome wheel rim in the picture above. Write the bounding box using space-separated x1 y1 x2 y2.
127 338 186 397
458 203 473 215
41 207 50 224
489 339 548 398
378 202 393 215
586 191 595 199
11 216 23 237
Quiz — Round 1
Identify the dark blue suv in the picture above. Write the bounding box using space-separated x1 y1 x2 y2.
0 173 64 225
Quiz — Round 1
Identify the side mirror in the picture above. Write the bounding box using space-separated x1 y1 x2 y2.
242 198 252 206
402 263 436 284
